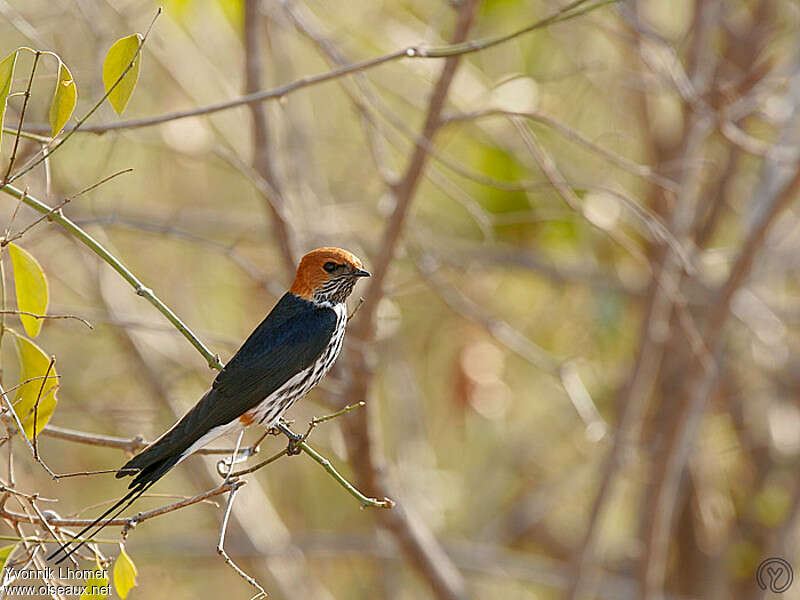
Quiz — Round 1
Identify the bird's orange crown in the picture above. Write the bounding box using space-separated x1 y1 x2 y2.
289 247 366 300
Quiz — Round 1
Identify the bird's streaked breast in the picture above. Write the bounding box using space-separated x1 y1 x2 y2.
243 302 348 428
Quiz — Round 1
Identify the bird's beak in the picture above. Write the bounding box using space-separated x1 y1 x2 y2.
352 268 371 278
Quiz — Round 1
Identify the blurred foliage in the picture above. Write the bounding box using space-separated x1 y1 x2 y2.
0 0 797 599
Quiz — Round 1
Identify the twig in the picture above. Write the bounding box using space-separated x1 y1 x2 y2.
224 403 386 514
511 118 652 265
0 381 57 478
223 447 286 479
0 480 239 527
26 496 69 559
213 432 267 596
301 440 393 509
2 50 40 184
440 109 679 192
0 534 116 544
31 356 54 461
232 414 393 510
2 10 161 186
338 2 483 599
243 0 296 280
0 184 222 369
212 148 294 284
640 148 800 600
0 374 61 405
0 127 49 144
41 424 260 457
0 310 91 328
216 480 267 599
2 168 134 248
13 0 616 137
347 298 364 322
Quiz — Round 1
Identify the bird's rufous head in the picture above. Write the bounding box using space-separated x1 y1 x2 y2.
289 247 370 304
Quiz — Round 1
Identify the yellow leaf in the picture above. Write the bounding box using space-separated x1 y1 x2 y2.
8 243 49 338
113 545 138 599
103 34 142 115
0 51 18 154
80 563 109 600
11 332 58 438
0 544 16 570
49 61 77 136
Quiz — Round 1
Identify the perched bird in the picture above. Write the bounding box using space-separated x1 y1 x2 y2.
49 247 369 563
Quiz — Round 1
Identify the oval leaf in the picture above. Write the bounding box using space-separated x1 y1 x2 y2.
0 544 16 571
49 61 77 136
113 545 138 599
103 34 142 115
11 331 58 438
80 563 109 600
0 51 18 154
8 243 49 338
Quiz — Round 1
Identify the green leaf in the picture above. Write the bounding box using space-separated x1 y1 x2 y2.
11 331 58 438
80 562 109 600
102 34 142 115
113 545 138 599
8 243 49 338
0 51 18 154
49 61 77 136
0 544 16 570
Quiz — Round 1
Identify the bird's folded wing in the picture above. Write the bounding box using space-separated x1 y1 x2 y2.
117 293 337 482
211 292 337 410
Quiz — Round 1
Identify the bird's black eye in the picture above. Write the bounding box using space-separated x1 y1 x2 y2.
323 261 338 273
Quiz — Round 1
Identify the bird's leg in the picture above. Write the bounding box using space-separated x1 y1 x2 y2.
276 420 303 456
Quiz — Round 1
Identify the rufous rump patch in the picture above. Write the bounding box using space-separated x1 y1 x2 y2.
239 412 255 426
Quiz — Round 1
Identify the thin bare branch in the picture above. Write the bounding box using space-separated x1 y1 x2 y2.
0 481 239 528
2 50 40 184
13 0 616 137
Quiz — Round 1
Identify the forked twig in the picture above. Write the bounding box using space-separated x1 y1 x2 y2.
215 430 267 597
224 404 393 509
216 480 267 599
0 310 91 329
2 50 40 184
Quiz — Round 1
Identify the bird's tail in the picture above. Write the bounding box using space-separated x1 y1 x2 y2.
47 434 187 563
49 389 228 563
47 479 155 564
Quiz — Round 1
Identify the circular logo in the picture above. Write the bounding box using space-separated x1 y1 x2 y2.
756 557 793 593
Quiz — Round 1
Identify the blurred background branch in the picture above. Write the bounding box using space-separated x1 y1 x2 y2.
0 0 798 599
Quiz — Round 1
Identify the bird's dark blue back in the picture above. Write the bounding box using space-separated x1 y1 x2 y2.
117 292 337 485
212 292 339 404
